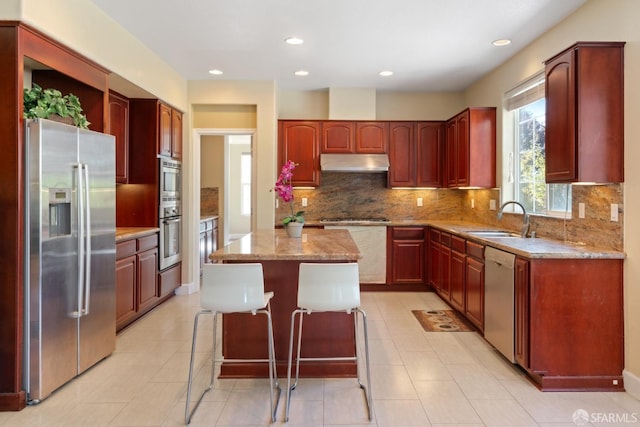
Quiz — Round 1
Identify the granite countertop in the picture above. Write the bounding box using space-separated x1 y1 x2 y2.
201 215 218 222
116 227 159 242
210 228 362 261
426 220 625 260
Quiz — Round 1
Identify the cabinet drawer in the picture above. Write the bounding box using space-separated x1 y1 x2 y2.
116 240 136 259
466 241 484 260
451 235 465 253
440 232 451 247
392 227 424 240
429 228 440 243
138 234 158 252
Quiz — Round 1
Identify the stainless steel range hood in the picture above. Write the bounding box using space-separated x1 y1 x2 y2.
320 153 390 172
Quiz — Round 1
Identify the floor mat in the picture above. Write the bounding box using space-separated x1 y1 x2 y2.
412 309 475 332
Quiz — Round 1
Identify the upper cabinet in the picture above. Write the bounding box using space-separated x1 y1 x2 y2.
355 122 388 153
278 120 321 187
158 102 183 160
445 107 496 188
108 91 129 183
388 121 444 187
321 121 356 153
320 121 388 153
544 42 625 183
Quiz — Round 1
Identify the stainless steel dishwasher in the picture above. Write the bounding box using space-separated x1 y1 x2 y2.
484 246 516 362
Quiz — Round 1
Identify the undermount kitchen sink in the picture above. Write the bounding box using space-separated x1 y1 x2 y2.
467 230 523 238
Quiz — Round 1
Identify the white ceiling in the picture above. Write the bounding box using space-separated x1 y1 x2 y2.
90 0 586 92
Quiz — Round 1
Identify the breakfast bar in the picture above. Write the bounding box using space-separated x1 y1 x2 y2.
209 228 362 378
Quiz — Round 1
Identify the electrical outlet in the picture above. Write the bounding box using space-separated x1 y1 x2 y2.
611 203 619 222
417 197 423 207
471 199 475 209
275 199 279 208
578 203 585 218
490 199 496 210
302 197 308 207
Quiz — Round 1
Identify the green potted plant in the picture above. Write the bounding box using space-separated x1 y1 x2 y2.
23 83 90 129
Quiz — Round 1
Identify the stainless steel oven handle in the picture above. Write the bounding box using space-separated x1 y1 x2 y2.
162 217 181 224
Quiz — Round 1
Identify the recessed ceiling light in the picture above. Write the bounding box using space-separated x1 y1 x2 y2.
492 39 511 47
285 37 304 45
379 70 393 77
208 69 223 75
294 70 309 76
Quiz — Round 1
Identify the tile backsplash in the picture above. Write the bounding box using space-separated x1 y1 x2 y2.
275 172 623 251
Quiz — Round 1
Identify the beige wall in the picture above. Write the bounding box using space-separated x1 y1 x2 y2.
463 0 639 395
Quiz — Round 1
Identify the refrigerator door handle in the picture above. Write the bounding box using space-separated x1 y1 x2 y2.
73 163 85 319
82 163 91 316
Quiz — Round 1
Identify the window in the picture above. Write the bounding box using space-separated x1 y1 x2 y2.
505 73 571 215
240 152 251 216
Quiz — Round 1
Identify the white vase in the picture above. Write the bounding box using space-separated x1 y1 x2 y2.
285 222 304 238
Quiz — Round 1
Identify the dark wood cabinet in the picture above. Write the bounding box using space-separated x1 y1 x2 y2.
321 121 356 153
514 257 624 391
416 122 444 187
464 241 485 331
199 217 218 278
159 102 182 159
108 91 129 183
278 120 321 187
514 257 529 368
445 108 496 188
387 227 425 286
388 121 443 187
449 236 466 312
388 122 416 186
355 122 388 153
115 233 160 332
159 263 182 298
320 121 387 154
544 42 625 183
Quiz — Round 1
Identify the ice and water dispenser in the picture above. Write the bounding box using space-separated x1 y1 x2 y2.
48 188 71 237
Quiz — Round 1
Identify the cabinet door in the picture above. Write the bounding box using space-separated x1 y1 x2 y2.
449 249 466 312
321 121 355 153
514 257 530 368
465 256 484 331
416 122 443 187
138 248 159 311
388 122 416 187
108 91 129 184
158 103 173 158
278 121 320 187
356 122 388 153
545 49 576 183
390 240 424 284
115 255 137 329
455 111 470 186
427 230 441 290
445 119 457 187
171 109 183 159
159 262 181 297
439 244 451 298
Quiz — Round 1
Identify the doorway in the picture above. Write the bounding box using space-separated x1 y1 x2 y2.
199 131 254 248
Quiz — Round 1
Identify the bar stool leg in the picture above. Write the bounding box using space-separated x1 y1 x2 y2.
185 309 216 425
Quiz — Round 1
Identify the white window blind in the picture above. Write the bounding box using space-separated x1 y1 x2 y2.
504 71 545 112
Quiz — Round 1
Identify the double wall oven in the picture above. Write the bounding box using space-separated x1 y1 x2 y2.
159 158 182 270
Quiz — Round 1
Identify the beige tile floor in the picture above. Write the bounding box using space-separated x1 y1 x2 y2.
2 291 639 426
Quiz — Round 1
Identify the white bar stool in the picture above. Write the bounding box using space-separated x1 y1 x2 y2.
284 262 373 422
185 263 281 424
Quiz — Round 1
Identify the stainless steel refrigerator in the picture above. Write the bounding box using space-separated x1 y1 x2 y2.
24 119 116 403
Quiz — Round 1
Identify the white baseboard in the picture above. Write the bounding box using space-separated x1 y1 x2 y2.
623 369 640 400
175 281 198 295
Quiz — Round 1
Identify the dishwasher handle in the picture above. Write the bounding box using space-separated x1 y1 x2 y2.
485 247 516 269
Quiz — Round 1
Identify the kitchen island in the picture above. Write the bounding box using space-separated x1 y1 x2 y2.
210 228 362 378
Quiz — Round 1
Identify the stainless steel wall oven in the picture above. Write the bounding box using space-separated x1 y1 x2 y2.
159 201 181 270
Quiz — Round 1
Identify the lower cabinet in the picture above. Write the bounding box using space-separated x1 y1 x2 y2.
387 227 426 287
428 227 485 332
116 232 178 332
199 217 218 278
514 257 624 391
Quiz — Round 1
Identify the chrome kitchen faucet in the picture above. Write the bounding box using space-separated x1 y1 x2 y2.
497 201 530 238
